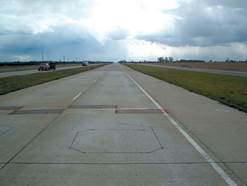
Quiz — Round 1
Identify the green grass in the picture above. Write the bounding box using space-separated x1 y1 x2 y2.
0 64 80 73
0 65 104 95
126 64 247 112
0 66 38 73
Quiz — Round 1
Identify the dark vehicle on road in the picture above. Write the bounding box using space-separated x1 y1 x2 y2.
81 62 88 66
49 62 56 70
38 62 56 71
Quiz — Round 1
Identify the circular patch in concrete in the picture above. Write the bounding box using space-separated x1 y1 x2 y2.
71 128 163 153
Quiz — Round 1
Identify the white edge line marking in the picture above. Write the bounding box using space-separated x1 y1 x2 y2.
72 92 82 101
126 73 238 186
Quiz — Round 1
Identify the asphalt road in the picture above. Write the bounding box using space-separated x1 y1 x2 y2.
141 63 247 77
0 65 83 78
0 64 246 185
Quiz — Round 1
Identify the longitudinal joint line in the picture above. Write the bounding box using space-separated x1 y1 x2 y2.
0 114 61 170
1 70 107 170
9 162 247 165
1 161 247 165
125 72 238 186
69 71 108 106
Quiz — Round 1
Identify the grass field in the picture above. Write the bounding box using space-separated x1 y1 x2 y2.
127 64 247 112
0 64 80 73
0 65 38 73
153 62 247 72
0 64 104 95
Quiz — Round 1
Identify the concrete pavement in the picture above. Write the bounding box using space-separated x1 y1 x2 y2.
0 64 246 185
125 65 247 185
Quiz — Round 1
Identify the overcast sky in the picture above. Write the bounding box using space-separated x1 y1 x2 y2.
0 0 247 61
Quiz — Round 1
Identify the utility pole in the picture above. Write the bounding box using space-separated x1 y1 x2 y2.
41 51 44 62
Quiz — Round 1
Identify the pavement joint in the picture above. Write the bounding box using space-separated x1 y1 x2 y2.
0 72 107 169
69 105 117 109
1 64 246 185
115 108 163 114
69 128 163 154
0 106 23 111
3 106 167 115
150 127 164 150
68 71 108 107
8 162 247 165
69 147 163 154
0 113 62 170
9 109 64 115
125 70 239 186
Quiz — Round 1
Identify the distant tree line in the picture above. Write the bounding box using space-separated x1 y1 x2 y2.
119 57 247 64
157 57 174 63
176 59 205 63
0 61 113 66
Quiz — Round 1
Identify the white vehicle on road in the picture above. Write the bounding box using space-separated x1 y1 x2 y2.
38 63 56 71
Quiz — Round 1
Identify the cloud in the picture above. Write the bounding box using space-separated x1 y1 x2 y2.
0 25 128 61
126 39 247 61
138 0 247 47
107 29 129 41
0 0 247 61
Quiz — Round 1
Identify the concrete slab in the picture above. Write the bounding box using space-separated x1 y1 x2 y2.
226 163 247 184
12 111 206 164
0 110 12 115
125 64 247 184
70 128 162 153
0 64 239 185
74 71 157 109
0 114 56 162
0 164 227 186
0 68 105 108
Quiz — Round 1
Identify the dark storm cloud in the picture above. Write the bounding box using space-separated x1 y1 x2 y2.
0 0 247 61
0 25 127 61
139 0 247 47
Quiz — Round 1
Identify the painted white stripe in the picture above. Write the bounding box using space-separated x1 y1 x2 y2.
72 92 82 101
126 73 238 186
